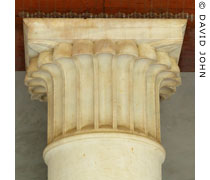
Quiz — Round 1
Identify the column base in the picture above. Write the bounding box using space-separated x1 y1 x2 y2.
44 133 165 180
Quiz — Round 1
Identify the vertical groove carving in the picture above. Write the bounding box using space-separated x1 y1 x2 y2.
112 56 118 129
146 65 167 138
116 55 132 129
98 54 113 127
116 40 138 129
72 40 94 130
41 64 64 138
95 40 116 129
133 59 154 134
56 59 77 133
74 58 81 131
25 40 182 143
129 57 135 131
31 71 54 143
53 43 74 134
75 55 94 129
93 56 99 129
54 62 65 136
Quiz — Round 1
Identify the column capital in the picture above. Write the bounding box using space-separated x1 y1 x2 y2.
24 19 186 144
23 18 187 180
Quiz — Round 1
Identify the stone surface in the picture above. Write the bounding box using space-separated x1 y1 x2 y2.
21 19 188 180
44 133 165 180
23 19 187 68
24 39 182 144
15 72 194 180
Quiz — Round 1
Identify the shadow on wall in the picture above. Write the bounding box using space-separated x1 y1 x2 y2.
15 72 47 180
161 72 195 180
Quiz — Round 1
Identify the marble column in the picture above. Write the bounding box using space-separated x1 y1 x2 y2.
23 19 187 180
